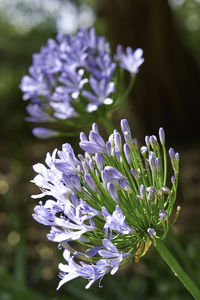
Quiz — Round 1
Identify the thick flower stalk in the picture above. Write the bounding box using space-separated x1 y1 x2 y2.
32 119 181 290
20 27 144 138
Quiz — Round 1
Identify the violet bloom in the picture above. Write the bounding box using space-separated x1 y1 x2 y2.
32 120 179 289
115 46 144 74
20 27 144 135
82 77 115 112
57 68 88 100
57 249 107 290
79 129 107 154
102 206 135 237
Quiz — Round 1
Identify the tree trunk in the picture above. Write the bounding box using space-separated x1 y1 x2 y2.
99 0 200 141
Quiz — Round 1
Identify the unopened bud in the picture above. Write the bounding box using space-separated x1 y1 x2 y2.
147 228 156 238
159 128 165 146
140 146 148 156
124 143 131 165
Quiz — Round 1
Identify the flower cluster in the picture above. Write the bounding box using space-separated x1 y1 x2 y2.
32 119 179 289
20 27 144 135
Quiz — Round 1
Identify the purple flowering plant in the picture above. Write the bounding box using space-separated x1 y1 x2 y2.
20 27 144 138
31 119 180 289
21 27 200 299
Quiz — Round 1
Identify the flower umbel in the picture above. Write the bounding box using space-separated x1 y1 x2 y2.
20 27 144 132
32 119 179 289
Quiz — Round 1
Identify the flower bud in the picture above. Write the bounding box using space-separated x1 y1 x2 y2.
120 179 131 192
115 150 121 162
80 132 88 142
124 143 131 165
171 175 175 185
32 128 59 139
106 141 112 156
149 152 157 175
140 184 145 199
124 131 133 149
131 168 138 179
147 228 156 238
95 154 105 172
92 123 99 133
121 119 131 136
159 128 165 146
107 182 119 204
169 148 179 171
114 131 122 152
156 157 161 172
159 209 168 221
133 138 138 149
101 170 108 187
140 146 148 156
84 174 97 192
145 136 150 147
89 159 94 172
149 135 159 150
82 160 89 174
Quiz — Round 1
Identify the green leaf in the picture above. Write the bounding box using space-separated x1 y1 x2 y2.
0 266 44 300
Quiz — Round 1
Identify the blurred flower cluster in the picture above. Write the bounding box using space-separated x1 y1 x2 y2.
32 119 179 289
20 27 144 137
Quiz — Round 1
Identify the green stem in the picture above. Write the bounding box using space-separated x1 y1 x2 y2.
101 113 115 134
154 239 200 299
120 74 135 103
168 230 193 276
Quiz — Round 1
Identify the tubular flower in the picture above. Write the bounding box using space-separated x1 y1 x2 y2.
20 27 144 132
32 119 179 289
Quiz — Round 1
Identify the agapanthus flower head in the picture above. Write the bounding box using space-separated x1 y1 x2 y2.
20 27 144 133
32 119 179 289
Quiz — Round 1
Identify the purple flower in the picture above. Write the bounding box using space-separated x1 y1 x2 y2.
21 27 144 132
86 246 103 257
26 103 54 123
20 69 51 101
82 77 114 112
20 27 117 125
31 119 179 289
58 68 88 99
140 146 148 156
50 91 77 120
47 220 94 243
79 126 107 154
32 200 57 226
147 228 156 238
98 238 130 275
115 46 144 74
104 166 126 183
102 205 135 237
57 250 108 290
54 143 82 175
57 238 129 290
87 53 116 80
159 209 168 221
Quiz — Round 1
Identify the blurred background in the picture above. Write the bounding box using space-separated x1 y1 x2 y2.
0 0 200 299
